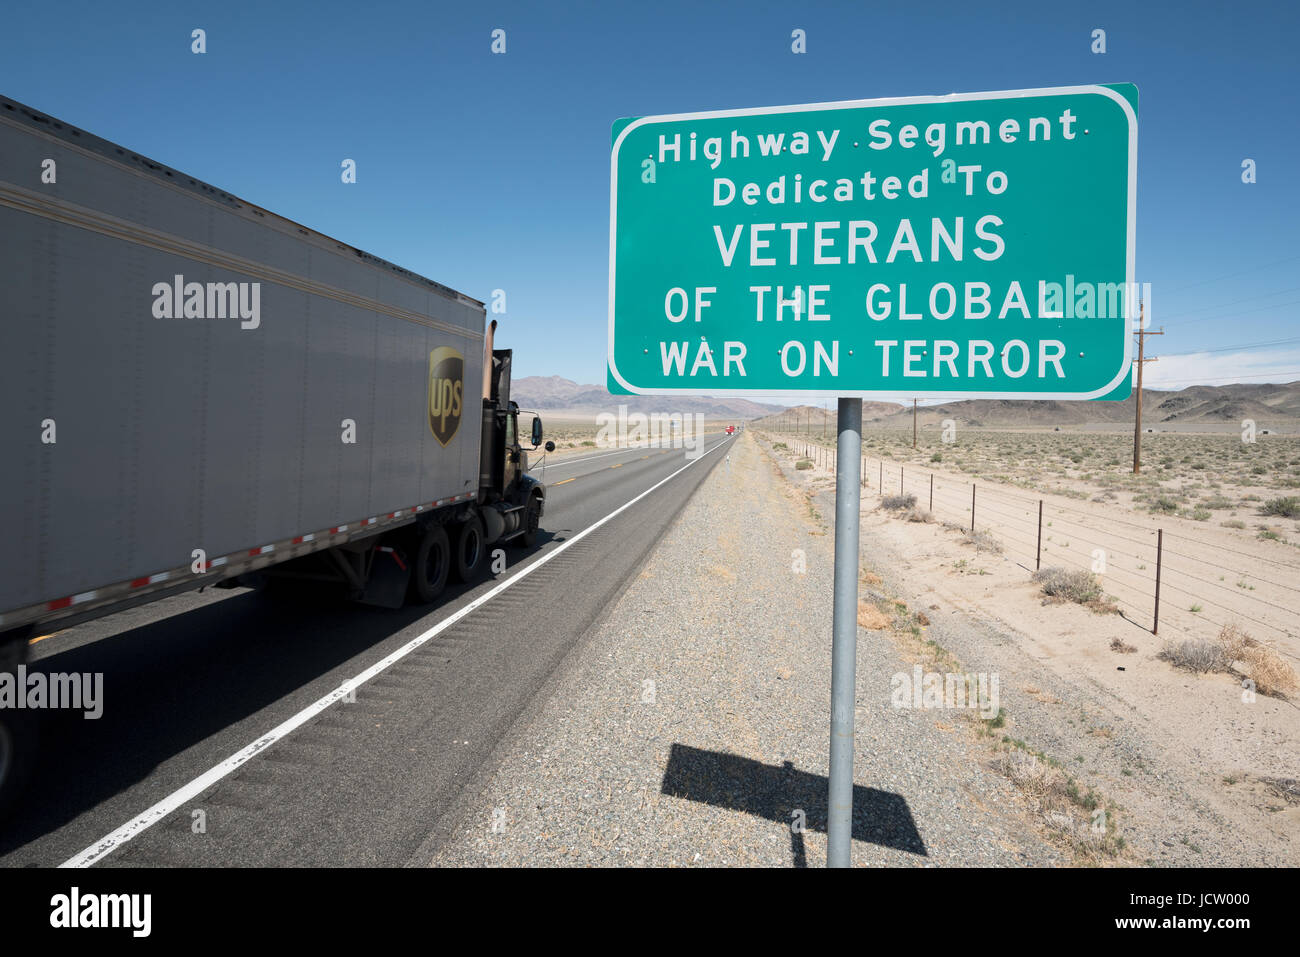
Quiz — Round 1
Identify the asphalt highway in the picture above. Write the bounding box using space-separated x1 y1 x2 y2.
0 433 733 867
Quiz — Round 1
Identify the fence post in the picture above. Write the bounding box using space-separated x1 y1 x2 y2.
929 473 933 512
879 460 883 491
970 484 976 532
1036 500 1043 571
1153 529 1163 635
900 466 903 495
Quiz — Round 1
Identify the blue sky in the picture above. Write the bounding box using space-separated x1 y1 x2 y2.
3 0 1297 401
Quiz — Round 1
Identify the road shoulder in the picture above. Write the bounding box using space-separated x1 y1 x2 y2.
430 433 1058 866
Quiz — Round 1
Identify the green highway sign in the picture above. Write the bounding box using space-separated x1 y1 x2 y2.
608 84 1137 399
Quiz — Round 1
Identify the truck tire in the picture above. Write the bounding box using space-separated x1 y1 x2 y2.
517 495 541 548
409 525 450 604
451 515 485 583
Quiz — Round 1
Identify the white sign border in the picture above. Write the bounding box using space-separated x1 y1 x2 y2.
607 84 1138 400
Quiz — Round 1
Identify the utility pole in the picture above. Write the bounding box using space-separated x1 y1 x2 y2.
1132 301 1163 474
912 399 918 449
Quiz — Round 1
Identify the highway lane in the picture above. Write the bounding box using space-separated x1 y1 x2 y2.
0 433 734 866
532 434 724 482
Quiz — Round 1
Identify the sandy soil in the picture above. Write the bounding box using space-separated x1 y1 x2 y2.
775 430 1300 662
763 431 1300 865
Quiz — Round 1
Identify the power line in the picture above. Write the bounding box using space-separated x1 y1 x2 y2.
1176 253 1300 291
1168 285 1300 319
1172 297 1300 326
1161 335 1300 356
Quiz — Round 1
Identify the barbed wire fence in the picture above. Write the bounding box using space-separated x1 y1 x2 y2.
765 432 1300 662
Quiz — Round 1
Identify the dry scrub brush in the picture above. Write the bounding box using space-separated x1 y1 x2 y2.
1158 624 1298 698
1032 567 1118 614
1217 624 1298 697
999 749 1122 859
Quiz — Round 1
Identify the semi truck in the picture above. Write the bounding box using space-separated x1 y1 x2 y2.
0 95 552 815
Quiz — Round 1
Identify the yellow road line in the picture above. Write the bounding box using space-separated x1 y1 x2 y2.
553 477 576 486
29 633 55 644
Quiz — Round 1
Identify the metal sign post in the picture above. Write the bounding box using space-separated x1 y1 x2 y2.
828 397 862 866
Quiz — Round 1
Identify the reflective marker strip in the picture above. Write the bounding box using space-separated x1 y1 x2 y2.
5 494 490 628
130 572 169 588
45 590 101 610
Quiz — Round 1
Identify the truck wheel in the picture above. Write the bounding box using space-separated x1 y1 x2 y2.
517 495 541 548
451 516 485 582
409 525 450 603
0 709 36 822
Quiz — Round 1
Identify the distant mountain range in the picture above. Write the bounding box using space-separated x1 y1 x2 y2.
756 381 1300 429
516 377 1300 427
512 375 783 420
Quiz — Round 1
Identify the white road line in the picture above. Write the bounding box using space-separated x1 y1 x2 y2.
61 438 726 868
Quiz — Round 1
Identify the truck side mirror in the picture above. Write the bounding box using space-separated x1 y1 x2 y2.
545 441 555 452
531 416 543 446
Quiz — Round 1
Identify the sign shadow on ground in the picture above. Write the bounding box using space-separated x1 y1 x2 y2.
660 743 927 866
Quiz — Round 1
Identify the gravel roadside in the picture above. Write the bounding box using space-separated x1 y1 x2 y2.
430 432 1060 866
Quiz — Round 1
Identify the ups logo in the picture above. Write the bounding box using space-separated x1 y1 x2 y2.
428 347 464 446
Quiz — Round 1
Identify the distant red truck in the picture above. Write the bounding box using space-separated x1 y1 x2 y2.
725 425 736 435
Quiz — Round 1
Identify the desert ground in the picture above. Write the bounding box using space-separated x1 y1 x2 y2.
768 425 1300 650
756 426 1299 863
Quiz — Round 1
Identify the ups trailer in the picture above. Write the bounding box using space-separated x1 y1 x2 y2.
0 95 552 815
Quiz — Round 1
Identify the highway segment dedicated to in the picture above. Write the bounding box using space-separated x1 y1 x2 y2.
609 85 1137 866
